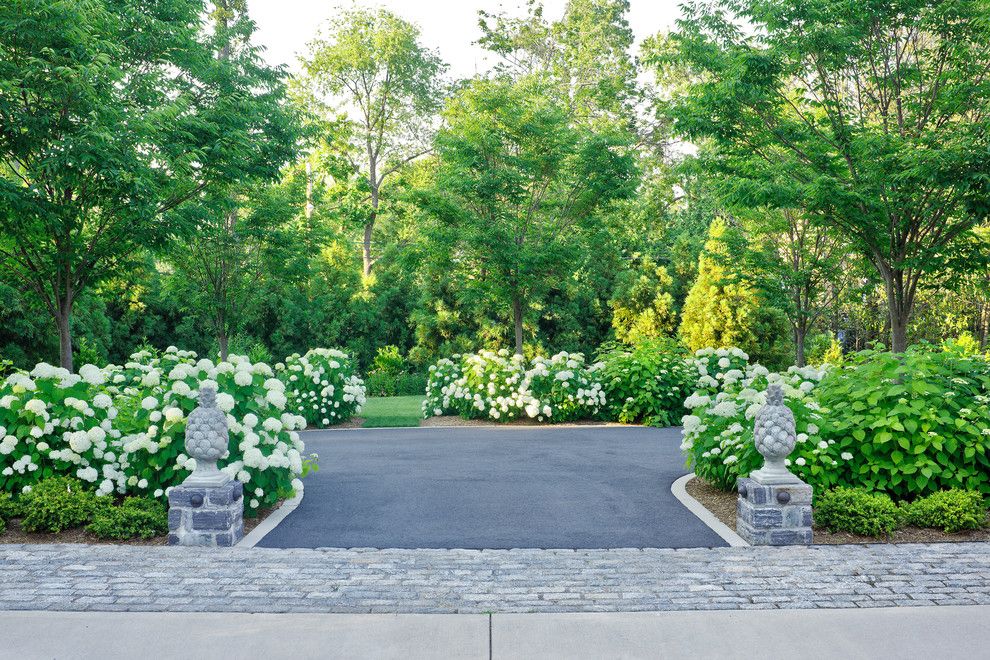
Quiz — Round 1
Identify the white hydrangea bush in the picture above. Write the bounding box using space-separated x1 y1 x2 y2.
423 349 606 423
278 348 366 428
0 347 309 512
679 347 835 490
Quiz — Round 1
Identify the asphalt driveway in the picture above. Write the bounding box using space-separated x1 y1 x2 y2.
257 426 726 549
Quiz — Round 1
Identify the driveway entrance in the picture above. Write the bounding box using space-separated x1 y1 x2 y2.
257 426 726 549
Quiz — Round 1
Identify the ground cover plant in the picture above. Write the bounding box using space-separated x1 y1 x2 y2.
0 347 322 512
423 350 607 423
279 348 366 428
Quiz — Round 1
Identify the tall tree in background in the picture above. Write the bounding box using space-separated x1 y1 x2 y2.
737 209 847 366
0 0 295 369
300 8 445 277
422 77 636 354
656 0 990 351
169 0 300 359
680 218 791 367
479 0 638 128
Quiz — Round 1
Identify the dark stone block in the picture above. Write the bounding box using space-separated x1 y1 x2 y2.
167 533 181 546
769 528 813 545
207 481 243 506
215 532 234 547
192 510 232 531
751 507 784 528
168 509 183 531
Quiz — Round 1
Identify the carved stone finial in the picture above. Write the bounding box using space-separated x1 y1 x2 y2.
182 386 231 487
749 383 802 485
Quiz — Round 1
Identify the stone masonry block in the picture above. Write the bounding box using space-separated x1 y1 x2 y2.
736 477 813 546
168 481 244 547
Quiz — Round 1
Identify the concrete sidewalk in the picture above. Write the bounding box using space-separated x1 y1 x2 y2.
2 606 987 659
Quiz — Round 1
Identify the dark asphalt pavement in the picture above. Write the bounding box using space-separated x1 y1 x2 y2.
257 426 727 550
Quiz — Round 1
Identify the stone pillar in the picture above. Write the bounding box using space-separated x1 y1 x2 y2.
736 383 814 545
736 479 812 545
168 480 244 547
168 387 244 547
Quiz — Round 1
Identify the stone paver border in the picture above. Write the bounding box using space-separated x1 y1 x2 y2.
0 542 986 613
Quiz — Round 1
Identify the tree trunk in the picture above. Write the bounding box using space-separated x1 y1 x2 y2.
512 296 524 356
890 313 909 353
56 302 73 371
794 325 806 368
362 220 374 277
218 330 229 362
880 265 913 353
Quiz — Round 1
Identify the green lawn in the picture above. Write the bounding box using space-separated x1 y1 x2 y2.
361 395 426 428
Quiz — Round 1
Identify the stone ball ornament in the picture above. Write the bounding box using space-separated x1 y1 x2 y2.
749 383 803 485
182 386 232 487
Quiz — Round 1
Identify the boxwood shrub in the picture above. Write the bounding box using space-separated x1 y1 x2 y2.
904 489 988 533
814 487 902 537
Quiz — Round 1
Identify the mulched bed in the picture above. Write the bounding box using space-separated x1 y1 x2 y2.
0 503 280 546
685 476 990 545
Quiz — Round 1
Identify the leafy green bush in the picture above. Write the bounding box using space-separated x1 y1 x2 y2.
904 489 988 532
19 477 104 533
814 487 902 537
815 345 990 498
371 345 406 377
365 371 397 397
280 348 366 428
424 350 605 422
0 492 22 521
395 373 428 396
597 339 694 426
87 497 168 539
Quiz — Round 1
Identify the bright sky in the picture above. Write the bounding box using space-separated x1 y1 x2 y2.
246 0 683 77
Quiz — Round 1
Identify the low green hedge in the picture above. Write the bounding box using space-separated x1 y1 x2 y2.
814 486 988 536
814 487 902 536
20 477 103 533
365 372 428 397
903 489 988 533
87 497 168 539
0 477 170 539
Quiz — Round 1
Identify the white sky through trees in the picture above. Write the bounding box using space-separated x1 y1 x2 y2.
246 0 682 76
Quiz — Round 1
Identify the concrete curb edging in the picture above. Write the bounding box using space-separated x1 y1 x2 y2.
671 473 748 547
237 490 304 548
